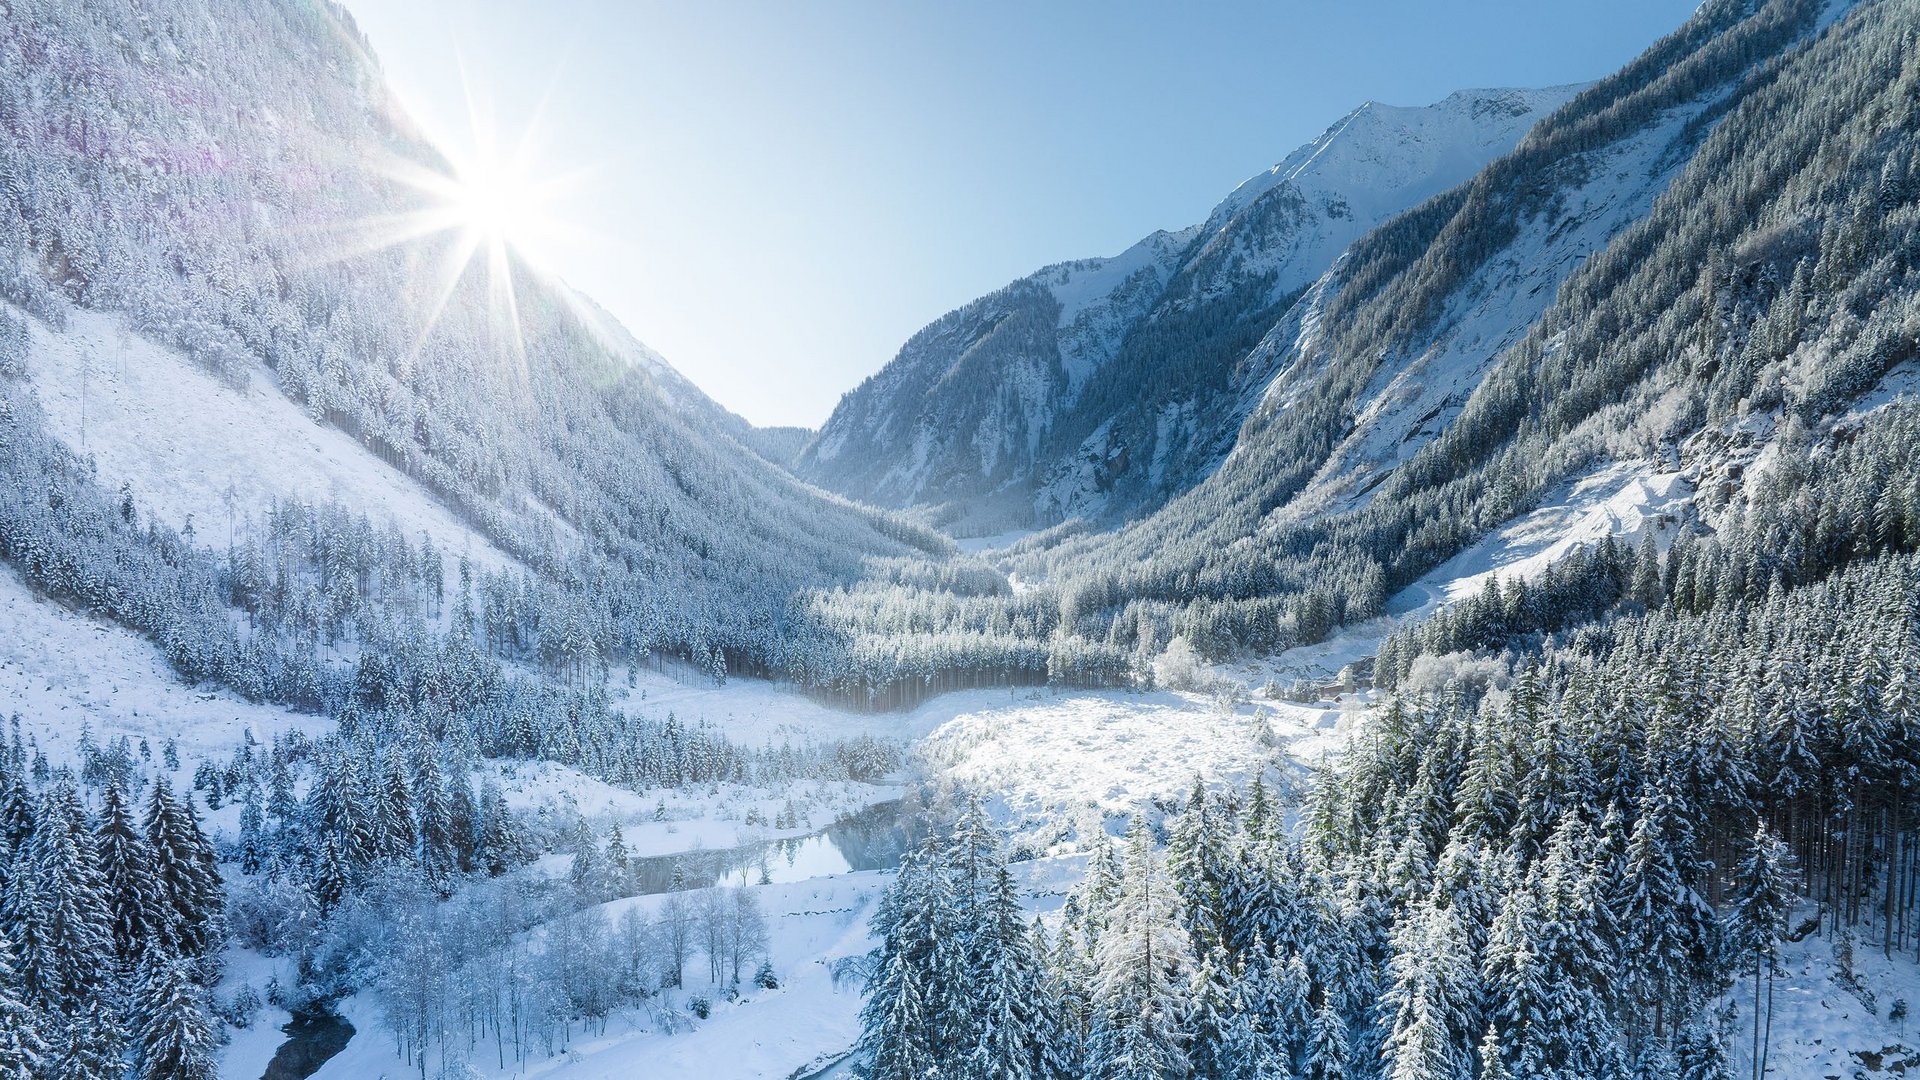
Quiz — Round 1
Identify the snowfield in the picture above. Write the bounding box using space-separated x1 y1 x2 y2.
1392 461 1692 612
490 756 906 863
604 664 1349 852
0 560 325 764
14 304 516 573
917 687 1348 850
1729 911 1920 1080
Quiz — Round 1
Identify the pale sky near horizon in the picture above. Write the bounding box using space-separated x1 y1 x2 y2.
342 1 1696 429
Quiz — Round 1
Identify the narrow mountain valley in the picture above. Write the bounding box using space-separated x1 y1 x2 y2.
2 1 1919 1078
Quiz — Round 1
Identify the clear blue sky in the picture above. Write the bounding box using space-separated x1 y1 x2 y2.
342 0 1696 429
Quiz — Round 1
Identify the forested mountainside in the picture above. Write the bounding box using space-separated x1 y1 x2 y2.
1047 0 1909 649
0 0 948 707
795 86 1580 534
787 0 1920 708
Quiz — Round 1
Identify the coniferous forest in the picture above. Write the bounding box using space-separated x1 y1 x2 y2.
4 0 1920 1077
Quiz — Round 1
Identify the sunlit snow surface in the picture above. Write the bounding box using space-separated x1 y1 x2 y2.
0 561 325 764
15 305 516 573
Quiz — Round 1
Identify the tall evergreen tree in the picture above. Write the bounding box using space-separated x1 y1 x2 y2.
962 864 1055 1080
135 957 219 1080
13 781 113 1015
95 777 158 965
1728 827 1792 1080
0 936 45 1080
144 779 222 962
1089 818 1192 1080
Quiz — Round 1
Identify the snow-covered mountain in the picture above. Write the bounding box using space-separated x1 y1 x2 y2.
796 85 1583 532
997 0 1896 651
9 1 1920 1079
0 0 949 699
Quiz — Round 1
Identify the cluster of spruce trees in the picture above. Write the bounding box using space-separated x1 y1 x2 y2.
860 537 1919 1078
0 726 225 1079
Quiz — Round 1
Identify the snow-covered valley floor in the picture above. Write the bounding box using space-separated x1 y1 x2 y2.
196 662 1342 1080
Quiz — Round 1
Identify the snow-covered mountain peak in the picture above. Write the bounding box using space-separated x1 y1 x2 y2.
798 82 1595 530
1209 84 1587 232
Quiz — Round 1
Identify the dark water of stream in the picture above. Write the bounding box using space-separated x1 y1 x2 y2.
259 1006 354 1080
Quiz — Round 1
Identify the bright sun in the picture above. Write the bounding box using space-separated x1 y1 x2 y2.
446 152 552 251
329 79 585 363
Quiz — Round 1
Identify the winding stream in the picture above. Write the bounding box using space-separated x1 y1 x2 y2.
259 1007 354 1080
259 799 911 1079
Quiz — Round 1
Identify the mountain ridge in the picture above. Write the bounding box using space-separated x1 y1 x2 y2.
795 83 1585 533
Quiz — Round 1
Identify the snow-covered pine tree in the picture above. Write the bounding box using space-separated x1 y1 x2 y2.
0 936 45 1080
143 778 223 963
858 848 945 1080
135 956 219 1080
1728 825 1792 1080
1169 779 1233 956
1045 917 1094 1075
567 817 605 901
236 780 267 876
1088 817 1193 1080
962 864 1055 1080
13 780 113 1016
46 996 124 1080
606 824 632 895
1183 947 1238 1080
1300 998 1350 1080
95 776 159 965
374 752 415 866
413 745 456 892
1613 785 1713 1055
1379 895 1477 1080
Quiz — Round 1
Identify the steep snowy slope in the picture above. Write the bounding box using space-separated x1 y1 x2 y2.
1004 0 1883 646
13 302 517 571
0 0 945 697
796 86 1582 533
1248 80 1724 526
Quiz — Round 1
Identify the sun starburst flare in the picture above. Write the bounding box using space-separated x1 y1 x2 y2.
320 61 592 366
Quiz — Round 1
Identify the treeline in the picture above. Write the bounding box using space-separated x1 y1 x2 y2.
0 725 226 1079
208 705 895 915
